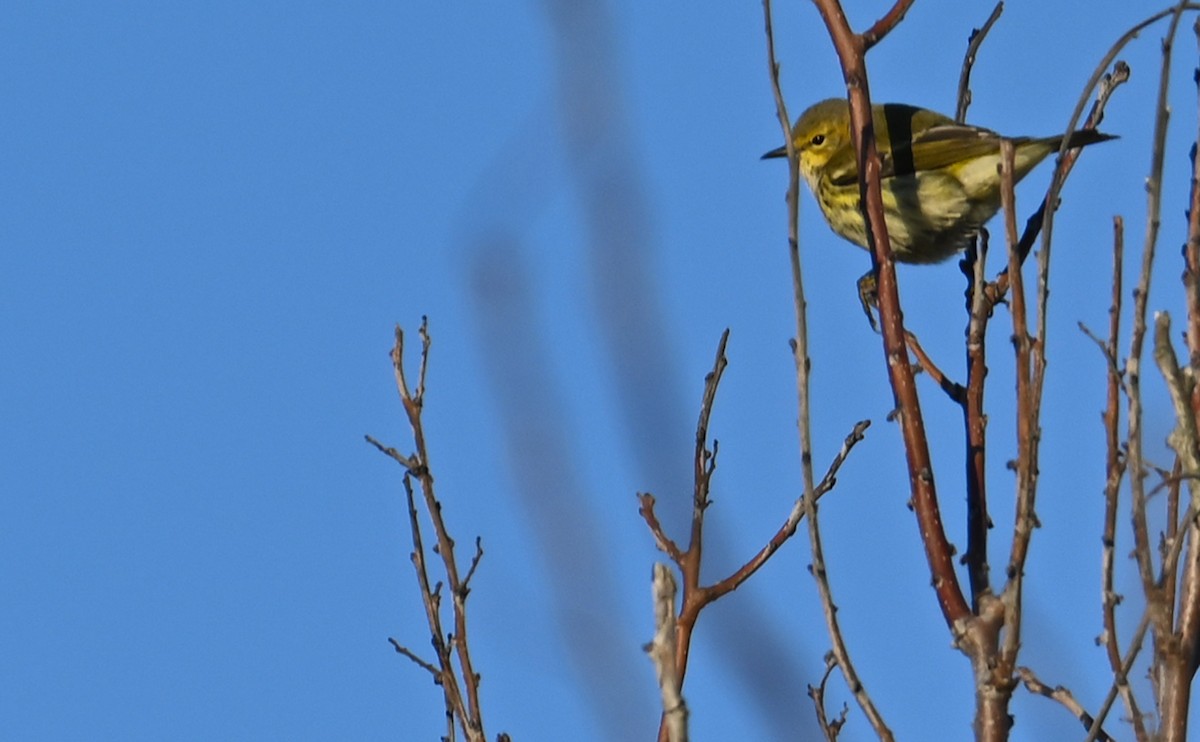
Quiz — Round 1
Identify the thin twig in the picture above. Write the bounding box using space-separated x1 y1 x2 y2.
647 329 733 732
985 62 1131 307
904 330 965 401
802 469 894 741
688 329 730 571
1091 216 1147 738
1037 4 1200 270
1185 17 1200 380
963 229 992 609
402 470 470 730
955 1 1004 123
1085 611 1152 742
1017 667 1112 741
389 638 443 677
767 2 895 738
637 494 685 563
703 420 871 601
370 323 488 742
862 0 917 50
364 434 420 471
999 141 1036 685
1085 507 1200 741
808 654 849 741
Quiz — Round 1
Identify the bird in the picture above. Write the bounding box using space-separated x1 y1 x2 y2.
763 97 1114 324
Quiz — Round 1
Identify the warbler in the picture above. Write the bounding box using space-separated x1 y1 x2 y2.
763 98 1114 322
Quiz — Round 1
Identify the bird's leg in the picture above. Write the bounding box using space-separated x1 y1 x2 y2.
857 270 880 332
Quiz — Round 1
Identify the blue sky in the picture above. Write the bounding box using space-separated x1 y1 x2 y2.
3 1 1197 740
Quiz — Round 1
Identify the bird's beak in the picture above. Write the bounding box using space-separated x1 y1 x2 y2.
761 144 788 160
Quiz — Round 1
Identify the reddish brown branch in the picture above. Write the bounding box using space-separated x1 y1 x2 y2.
637 418 870 678
904 330 965 401
811 0 971 632
639 324 871 741
637 494 685 563
639 327 870 742
862 0 917 50
706 421 870 602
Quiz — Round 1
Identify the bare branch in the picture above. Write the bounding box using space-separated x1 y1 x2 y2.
1086 611 1153 742
389 638 443 678
984 61 1130 307
767 2 896 738
955 2 1004 123
370 323 489 741
647 565 688 742
808 654 850 741
1086 501 1200 742
993 138 1041 681
903 330 965 402
706 420 871 601
1185 17 1200 371
803 458 894 742
963 230 993 610
637 494 686 563
364 434 420 471
1153 313 1200 508
1087 216 1149 739
1035 3 1200 277
1018 667 1112 741
862 0 917 50
687 329 730 565
812 0 972 635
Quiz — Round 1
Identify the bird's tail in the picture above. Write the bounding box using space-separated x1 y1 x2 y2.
1062 129 1117 150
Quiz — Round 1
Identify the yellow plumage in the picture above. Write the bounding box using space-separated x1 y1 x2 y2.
763 98 1114 264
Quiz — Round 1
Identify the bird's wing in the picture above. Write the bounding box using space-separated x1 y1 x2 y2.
885 124 1007 176
825 123 1007 186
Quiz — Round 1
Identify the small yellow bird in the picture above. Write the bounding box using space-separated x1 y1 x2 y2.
763 98 1114 319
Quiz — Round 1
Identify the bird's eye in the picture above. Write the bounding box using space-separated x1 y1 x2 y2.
810 134 826 146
